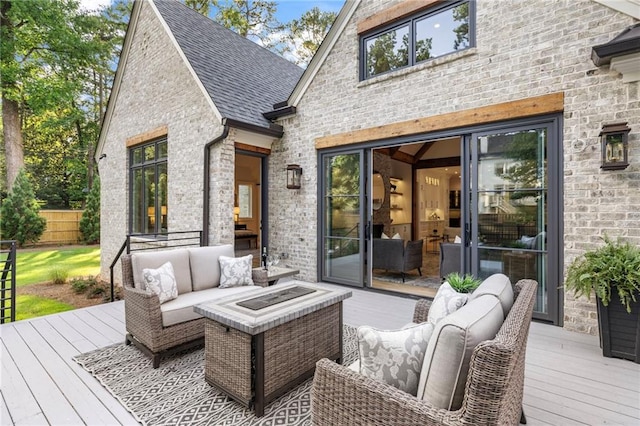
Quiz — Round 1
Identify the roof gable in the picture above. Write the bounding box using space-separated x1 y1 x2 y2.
153 0 303 130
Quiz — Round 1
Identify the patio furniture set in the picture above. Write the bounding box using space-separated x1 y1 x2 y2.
122 245 537 424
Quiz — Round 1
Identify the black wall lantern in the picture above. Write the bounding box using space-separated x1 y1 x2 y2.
600 122 631 171
286 164 303 189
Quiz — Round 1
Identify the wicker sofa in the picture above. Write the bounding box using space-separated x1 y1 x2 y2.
122 245 262 368
312 278 537 425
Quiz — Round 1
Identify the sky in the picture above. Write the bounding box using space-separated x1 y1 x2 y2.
80 0 346 23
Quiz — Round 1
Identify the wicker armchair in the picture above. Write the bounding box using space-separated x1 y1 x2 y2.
312 279 537 426
121 254 206 368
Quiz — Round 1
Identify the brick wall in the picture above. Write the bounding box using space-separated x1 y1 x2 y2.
273 0 639 333
99 1 227 284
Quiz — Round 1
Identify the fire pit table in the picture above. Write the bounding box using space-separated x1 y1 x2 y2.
194 283 352 417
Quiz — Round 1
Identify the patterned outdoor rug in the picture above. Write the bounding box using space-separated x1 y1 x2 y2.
74 325 358 426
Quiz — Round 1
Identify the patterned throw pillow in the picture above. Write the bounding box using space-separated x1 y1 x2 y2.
428 282 468 325
142 261 178 304
219 255 254 288
357 322 434 396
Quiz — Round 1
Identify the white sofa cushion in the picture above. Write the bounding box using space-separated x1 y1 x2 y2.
188 245 234 291
160 285 259 327
417 295 504 410
131 249 192 295
470 273 514 317
357 322 435 396
142 261 178 304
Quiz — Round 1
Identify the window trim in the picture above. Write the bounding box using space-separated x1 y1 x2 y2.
128 136 168 236
359 0 475 81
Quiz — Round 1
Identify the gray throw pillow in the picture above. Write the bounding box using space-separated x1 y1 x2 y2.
357 322 434 396
428 282 468 325
142 261 178 304
219 255 254 288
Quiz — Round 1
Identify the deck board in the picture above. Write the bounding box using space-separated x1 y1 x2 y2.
2 285 640 425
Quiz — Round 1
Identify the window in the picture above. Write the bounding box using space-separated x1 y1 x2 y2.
361 1 473 79
237 183 252 218
129 137 168 234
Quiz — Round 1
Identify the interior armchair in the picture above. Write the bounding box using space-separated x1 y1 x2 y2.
372 238 423 282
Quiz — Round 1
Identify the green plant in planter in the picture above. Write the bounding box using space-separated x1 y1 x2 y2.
445 272 482 293
565 236 640 313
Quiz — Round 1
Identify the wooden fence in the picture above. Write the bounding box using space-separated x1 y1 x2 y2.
38 210 84 245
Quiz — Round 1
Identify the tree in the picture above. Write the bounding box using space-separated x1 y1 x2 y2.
79 177 100 243
284 7 336 66
0 0 117 192
0 169 46 247
185 0 283 49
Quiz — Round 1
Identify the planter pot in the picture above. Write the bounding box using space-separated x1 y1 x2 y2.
597 292 640 363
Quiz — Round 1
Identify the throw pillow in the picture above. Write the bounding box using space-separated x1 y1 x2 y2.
454 235 462 244
392 233 402 239
219 255 254 288
357 322 434 396
428 282 468 325
381 232 390 239
142 261 178 304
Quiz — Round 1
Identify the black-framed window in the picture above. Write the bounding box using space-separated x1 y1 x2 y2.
361 1 474 80
129 137 168 234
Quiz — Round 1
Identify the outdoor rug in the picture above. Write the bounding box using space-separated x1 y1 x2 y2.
74 325 358 426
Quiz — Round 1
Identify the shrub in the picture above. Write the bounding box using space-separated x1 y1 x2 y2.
79 177 100 244
70 277 97 294
49 266 69 284
445 272 481 293
0 169 46 247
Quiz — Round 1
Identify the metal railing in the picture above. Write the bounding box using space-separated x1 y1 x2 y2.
109 231 203 301
1 241 17 324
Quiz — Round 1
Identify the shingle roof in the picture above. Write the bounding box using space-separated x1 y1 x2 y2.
153 0 303 130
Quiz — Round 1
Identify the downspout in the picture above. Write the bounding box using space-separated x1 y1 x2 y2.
202 119 230 246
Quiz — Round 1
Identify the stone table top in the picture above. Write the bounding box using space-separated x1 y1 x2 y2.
194 282 351 335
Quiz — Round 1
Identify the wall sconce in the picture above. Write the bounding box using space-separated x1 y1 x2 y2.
600 122 631 171
233 206 240 222
286 164 302 189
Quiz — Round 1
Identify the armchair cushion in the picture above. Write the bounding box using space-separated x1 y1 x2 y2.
470 273 514 317
427 282 468 325
357 322 435 396
131 249 192 294
142 261 178 304
188 245 234 290
219 255 254 288
417 295 504 410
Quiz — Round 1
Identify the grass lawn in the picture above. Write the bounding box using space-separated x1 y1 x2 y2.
16 246 100 287
15 295 75 321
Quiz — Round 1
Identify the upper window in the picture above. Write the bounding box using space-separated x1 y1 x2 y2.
361 1 473 80
129 137 168 235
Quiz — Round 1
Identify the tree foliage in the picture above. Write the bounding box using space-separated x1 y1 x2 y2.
284 7 336 66
0 169 46 247
0 0 129 206
79 177 100 243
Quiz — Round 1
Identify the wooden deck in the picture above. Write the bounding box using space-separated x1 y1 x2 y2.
2 282 639 425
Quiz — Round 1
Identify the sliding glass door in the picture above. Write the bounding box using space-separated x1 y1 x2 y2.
467 119 561 323
320 151 366 287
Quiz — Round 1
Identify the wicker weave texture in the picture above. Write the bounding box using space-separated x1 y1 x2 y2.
311 279 537 426
205 321 253 403
122 255 205 354
263 303 341 398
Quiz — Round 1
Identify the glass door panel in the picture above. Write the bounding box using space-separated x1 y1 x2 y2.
470 126 552 318
321 152 364 286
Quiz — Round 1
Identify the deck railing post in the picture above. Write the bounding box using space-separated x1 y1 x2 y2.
1 241 17 324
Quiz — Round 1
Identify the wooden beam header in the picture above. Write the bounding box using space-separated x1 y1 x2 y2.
357 0 441 35
126 125 168 147
235 142 271 155
315 93 564 150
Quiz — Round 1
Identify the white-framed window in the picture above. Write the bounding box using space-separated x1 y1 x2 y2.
238 183 252 218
